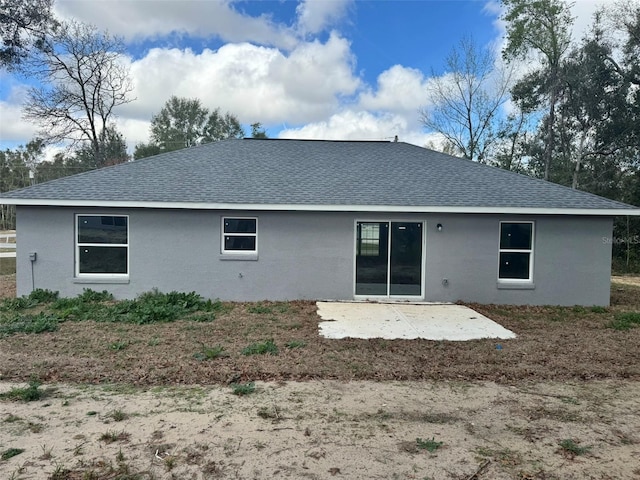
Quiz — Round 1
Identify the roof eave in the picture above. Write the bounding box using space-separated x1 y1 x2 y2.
1 198 638 216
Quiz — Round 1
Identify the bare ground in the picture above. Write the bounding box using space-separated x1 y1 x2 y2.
0 276 639 479
1 379 639 480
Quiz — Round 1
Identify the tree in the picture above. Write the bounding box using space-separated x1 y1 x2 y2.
150 96 209 151
0 0 56 68
74 124 130 168
250 122 268 139
0 140 43 229
133 142 161 160
501 0 574 181
22 20 133 162
136 96 245 158
419 36 513 163
204 109 245 142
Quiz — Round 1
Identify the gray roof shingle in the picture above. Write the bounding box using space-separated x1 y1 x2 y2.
1 139 638 213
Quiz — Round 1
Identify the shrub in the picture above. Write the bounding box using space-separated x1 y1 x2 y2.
0 313 58 337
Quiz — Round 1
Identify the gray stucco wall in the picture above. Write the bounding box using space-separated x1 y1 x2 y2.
15 207 613 305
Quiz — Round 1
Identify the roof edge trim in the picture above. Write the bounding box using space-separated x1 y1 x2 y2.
2 198 639 216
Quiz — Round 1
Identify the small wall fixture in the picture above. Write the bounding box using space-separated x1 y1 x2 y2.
436 223 443 232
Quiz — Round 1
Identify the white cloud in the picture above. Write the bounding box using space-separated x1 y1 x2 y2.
296 0 352 35
278 109 438 147
120 33 360 127
0 85 39 144
54 0 298 49
358 65 430 116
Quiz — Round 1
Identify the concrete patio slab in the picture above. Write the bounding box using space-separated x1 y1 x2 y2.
317 302 516 341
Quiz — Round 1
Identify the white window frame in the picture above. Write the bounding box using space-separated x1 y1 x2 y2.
221 217 258 255
75 214 129 278
498 221 534 283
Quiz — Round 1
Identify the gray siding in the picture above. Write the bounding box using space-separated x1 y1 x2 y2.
15 207 613 305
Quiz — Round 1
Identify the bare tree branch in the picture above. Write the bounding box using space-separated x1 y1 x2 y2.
22 20 134 162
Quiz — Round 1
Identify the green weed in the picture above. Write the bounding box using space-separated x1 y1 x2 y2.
0 289 58 312
416 437 443 453
0 379 44 402
590 306 607 314
1 448 24 461
285 340 307 349
247 304 273 314
0 312 59 337
108 409 128 422
99 430 130 444
558 439 591 456
242 339 278 356
193 344 227 361
109 340 128 351
231 382 256 396
608 312 640 330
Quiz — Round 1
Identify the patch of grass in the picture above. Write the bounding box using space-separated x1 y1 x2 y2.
416 437 443 453
0 288 58 312
109 340 128 351
231 382 256 396
608 312 640 330
1 448 24 461
0 256 15 275
0 379 44 402
285 340 306 349
558 438 591 457
242 339 278 356
590 306 607 313
108 409 129 422
0 312 59 337
99 430 130 444
193 344 227 361
247 304 274 314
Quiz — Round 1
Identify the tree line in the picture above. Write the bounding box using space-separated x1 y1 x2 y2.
0 0 265 229
420 0 640 271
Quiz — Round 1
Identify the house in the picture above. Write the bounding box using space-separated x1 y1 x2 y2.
1 138 639 306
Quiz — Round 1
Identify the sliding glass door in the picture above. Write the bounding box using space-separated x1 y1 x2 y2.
355 221 423 297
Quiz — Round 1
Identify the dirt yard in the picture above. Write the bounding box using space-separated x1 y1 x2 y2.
1 379 639 480
0 276 639 479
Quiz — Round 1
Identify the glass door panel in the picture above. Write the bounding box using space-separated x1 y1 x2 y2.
355 222 389 295
389 222 422 296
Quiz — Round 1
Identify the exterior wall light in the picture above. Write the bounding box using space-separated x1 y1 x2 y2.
437 223 443 232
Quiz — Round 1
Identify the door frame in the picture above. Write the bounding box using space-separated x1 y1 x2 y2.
353 218 427 300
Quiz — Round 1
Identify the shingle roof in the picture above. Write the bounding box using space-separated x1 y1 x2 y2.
1 139 638 214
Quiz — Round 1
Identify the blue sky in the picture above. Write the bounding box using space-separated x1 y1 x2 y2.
0 0 604 156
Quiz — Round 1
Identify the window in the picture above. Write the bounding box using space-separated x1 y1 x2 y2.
76 215 128 276
357 223 381 256
222 217 257 253
498 222 533 281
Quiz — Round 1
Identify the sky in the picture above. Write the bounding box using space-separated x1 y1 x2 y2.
0 0 609 158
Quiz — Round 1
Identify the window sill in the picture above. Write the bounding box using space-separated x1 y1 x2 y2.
496 282 535 290
219 253 258 261
74 277 130 284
